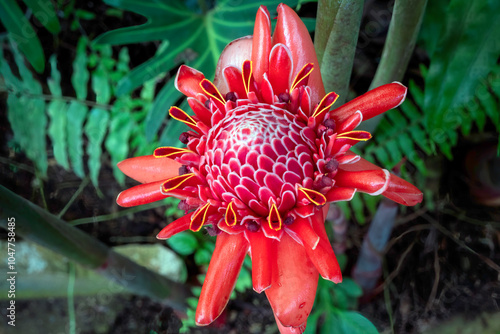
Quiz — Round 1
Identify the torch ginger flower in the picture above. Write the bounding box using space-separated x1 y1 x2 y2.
116 4 423 333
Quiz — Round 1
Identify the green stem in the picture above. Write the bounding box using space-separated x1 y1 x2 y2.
314 0 341 65
70 201 166 226
359 0 428 135
0 185 189 309
67 262 76 334
58 177 90 218
319 0 364 104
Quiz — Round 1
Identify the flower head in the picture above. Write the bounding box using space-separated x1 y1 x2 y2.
117 4 422 332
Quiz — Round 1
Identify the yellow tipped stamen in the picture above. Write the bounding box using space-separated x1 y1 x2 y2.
312 92 339 118
154 146 194 158
337 130 372 141
242 60 253 94
169 106 197 127
200 79 225 105
267 203 282 231
161 173 195 193
290 63 314 91
299 187 327 206
225 201 237 226
190 202 211 232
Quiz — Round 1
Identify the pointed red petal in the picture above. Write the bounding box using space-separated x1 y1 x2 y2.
251 6 272 85
307 213 342 283
339 156 423 206
265 233 318 328
195 233 249 325
117 181 166 207
157 212 193 239
117 155 181 184
269 43 293 96
175 65 206 98
331 82 407 125
246 230 276 293
273 4 325 105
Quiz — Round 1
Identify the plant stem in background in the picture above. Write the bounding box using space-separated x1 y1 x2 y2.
326 205 348 255
317 0 364 104
359 0 428 135
314 0 341 65
352 197 398 292
0 185 189 309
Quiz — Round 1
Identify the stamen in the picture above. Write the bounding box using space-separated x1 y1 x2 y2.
312 92 339 118
205 225 221 236
323 119 336 131
325 159 339 172
320 175 334 187
246 220 260 232
178 165 190 175
169 106 197 127
298 187 327 206
267 203 282 231
178 200 190 212
204 100 211 109
283 216 295 226
190 202 211 232
162 173 195 193
225 91 237 102
225 202 237 226
179 132 190 144
337 130 372 141
200 79 226 105
278 92 290 103
154 146 194 159
290 63 314 91
242 60 253 94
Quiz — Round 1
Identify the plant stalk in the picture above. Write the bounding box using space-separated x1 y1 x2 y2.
0 185 188 309
360 0 428 135
319 0 364 104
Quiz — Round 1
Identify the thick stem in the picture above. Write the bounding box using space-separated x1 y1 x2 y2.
320 0 364 104
351 197 398 292
0 185 188 309
359 0 428 135
314 0 341 65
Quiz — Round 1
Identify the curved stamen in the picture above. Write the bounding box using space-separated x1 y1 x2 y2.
154 146 195 159
242 60 253 95
298 187 327 206
161 173 195 193
170 106 197 127
290 63 314 91
268 203 282 231
190 202 212 232
312 91 339 119
337 130 372 141
225 201 237 226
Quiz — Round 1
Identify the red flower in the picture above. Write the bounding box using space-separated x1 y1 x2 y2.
117 4 422 333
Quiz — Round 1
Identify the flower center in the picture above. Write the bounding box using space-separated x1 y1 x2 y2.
204 103 318 219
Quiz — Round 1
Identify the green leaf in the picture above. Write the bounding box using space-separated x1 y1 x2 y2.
145 80 182 142
168 232 198 256
72 38 90 100
5 42 48 175
194 248 212 265
22 0 61 33
85 108 110 186
0 0 45 72
105 110 133 185
91 63 111 104
66 101 88 178
338 278 363 298
337 311 379 334
48 101 69 170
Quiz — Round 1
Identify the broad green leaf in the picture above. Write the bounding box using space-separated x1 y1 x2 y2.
424 0 500 141
350 194 365 225
85 108 110 186
22 0 61 33
0 0 45 72
158 98 190 146
168 232 198 256
66 101 88 178
72 38 90 100
338 278 363 298
146 80 182 142
337 311 379 334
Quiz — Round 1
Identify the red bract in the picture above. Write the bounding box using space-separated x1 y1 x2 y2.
117 4 423 332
